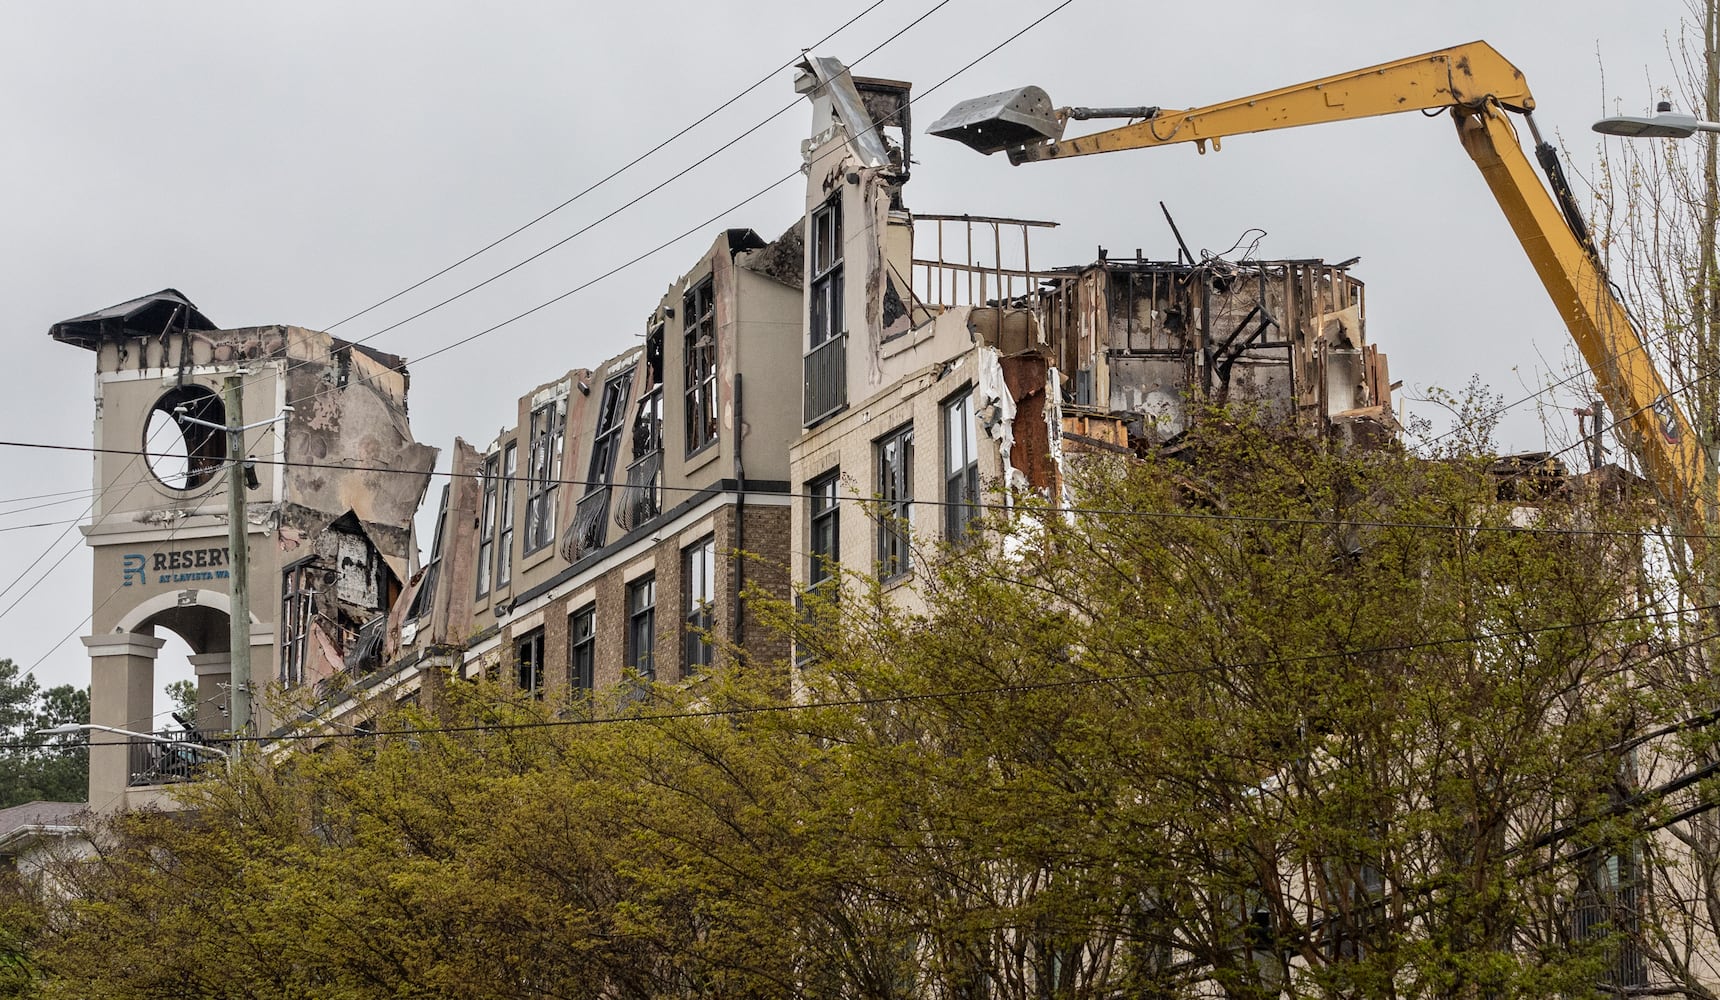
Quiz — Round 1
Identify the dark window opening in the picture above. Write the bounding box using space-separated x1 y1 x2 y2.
571 367 635 562
876 424 913 580
1575 847 1647 989
281 561 315 687
627 575 656 679
496 442 518 589
943 390 980 541
476 453 499 597
569 605 596 693
524 396 566 554
810 199 844 348
406 484 449 621
684 279 718 456
809 470 840 589
515 628 546 698
683 536 716 672
618 385 663 531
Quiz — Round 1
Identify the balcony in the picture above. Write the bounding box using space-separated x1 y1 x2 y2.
568 489 611 562
127 728 219 787
804 332 847 427
615 451 662 531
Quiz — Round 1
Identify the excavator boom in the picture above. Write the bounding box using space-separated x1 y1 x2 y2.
940 42 1706 521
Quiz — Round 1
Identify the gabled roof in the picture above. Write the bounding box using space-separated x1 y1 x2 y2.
49 288 216 350
0 799 88 855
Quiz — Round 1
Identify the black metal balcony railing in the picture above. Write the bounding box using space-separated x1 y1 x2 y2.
1571 888 1647 989
804 332 847 427
126 728 219 787
614 452 662 532
568 489 611 562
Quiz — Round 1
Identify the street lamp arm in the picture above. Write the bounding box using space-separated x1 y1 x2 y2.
171 407 292 434
33 722 231 760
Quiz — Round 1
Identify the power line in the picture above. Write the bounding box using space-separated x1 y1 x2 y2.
14 471 227 683
328 0 958 355
197 0 955 428
0 435 1702 542
321 0 897 334
0 415 187 616
3 0 1084 652
267 0 1079 417
15 600 1712 752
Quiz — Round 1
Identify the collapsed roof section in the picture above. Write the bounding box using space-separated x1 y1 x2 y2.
49 288 217 349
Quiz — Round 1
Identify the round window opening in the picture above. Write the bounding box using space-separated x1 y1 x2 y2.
144 385 227 492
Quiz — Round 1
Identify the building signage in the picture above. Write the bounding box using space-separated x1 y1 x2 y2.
120 545 232 587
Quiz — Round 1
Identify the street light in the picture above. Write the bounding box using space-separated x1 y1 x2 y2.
34 723 230 775
1594 101 1720 138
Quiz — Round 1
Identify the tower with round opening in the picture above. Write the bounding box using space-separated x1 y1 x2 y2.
143 384 226 492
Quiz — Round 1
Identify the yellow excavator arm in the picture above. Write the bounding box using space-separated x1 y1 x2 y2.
940 42 1707 521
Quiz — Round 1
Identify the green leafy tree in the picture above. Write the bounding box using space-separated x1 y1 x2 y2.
163 679 197 724
0 659 87 810
1591 6 1720 994
11 418 1668 998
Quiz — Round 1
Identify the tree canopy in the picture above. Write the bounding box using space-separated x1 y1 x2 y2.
7 419 1673 999
0 659 87 811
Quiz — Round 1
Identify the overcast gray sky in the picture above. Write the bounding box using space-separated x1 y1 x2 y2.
0 0 1696 705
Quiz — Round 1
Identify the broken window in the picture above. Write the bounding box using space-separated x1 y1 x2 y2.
617 386 663 531
569 604 596 693
683 535 715 672
808 469 840 589
875 424 913 580
943 390 980 541
569 367 634 561
476 452 499 597
810 199 844 348
280 560 315 687
627 574 656 680
515 627 546 699
144 384 227 492
496 442 518 589
684 279 718 456
805 199 847 426
587 368 634 487
524 396 565 555
406 485 449 621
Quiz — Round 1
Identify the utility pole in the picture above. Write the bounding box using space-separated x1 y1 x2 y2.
222 374 252 736
176 383 288 742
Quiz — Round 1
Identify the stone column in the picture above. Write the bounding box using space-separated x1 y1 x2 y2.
83 632 164 813
186 651 230 734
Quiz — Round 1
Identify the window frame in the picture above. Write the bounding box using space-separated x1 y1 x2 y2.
626 574 657 680
569 604 596 693
476 452 499 597
683 278 718 457
683 536 716 672
524 396 565 555
943 388 980 542
587 367 634 489
515 627 546 699
280 560 315 687
809 198 844 349
875 424 914 581
808 469 841 588
496 442 518 589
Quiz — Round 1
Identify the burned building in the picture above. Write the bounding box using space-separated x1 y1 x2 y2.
54 54 1398 808
290 52 1396 718
50 290 436 810
786 58 1394 603
378 226 805 708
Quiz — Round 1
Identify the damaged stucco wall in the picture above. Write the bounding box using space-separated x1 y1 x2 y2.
51 295 438 809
